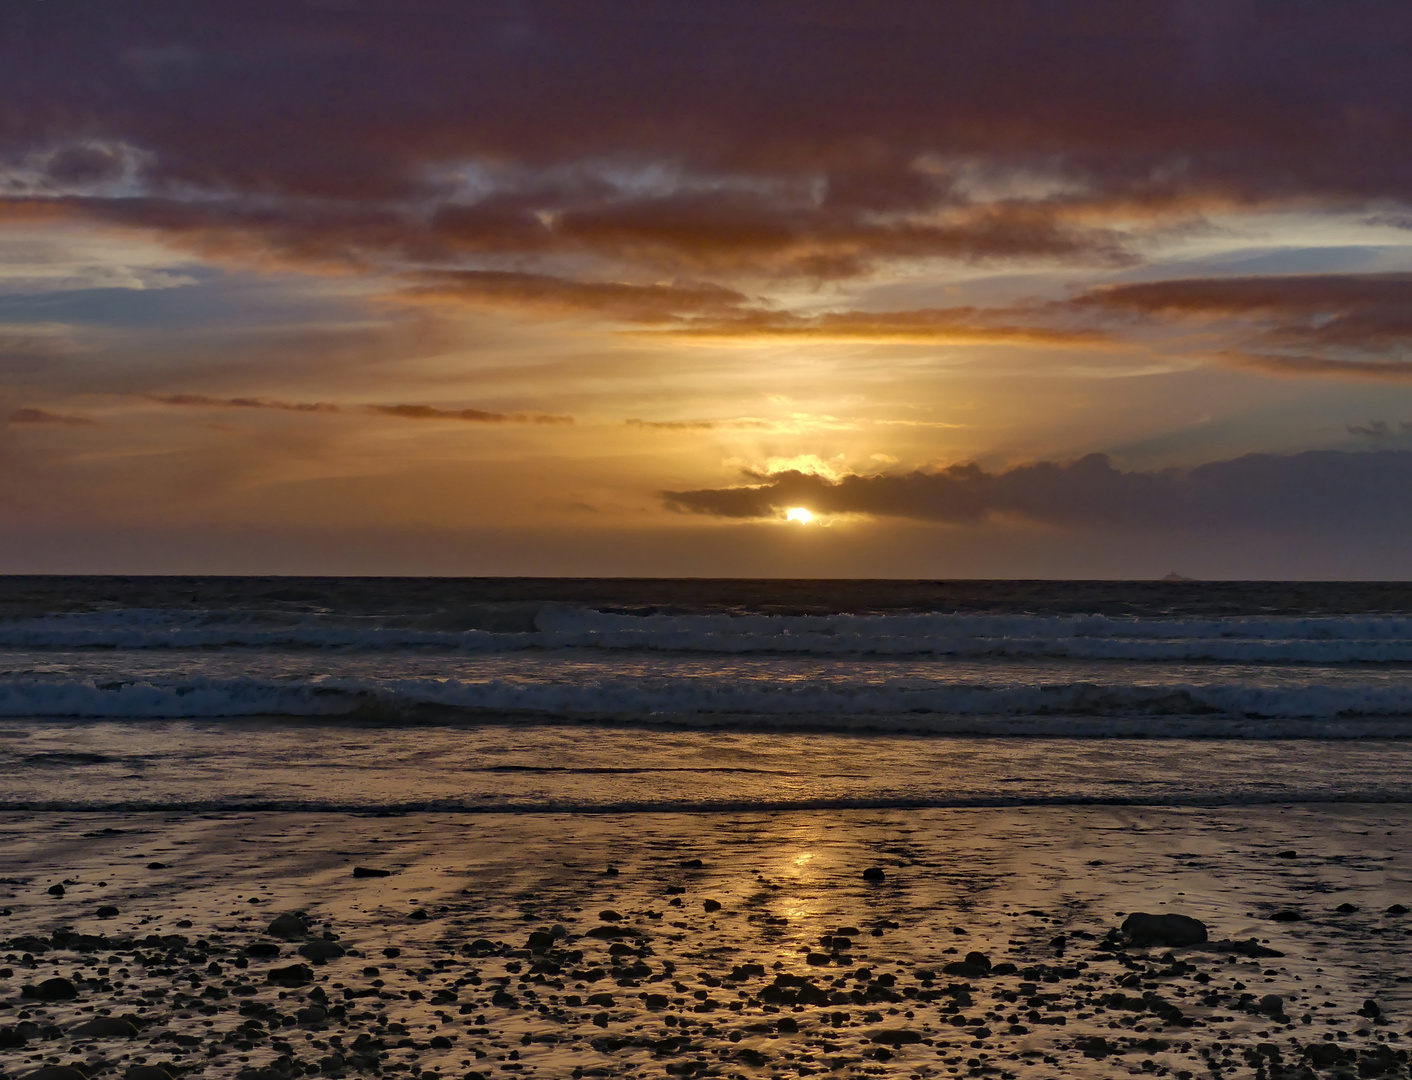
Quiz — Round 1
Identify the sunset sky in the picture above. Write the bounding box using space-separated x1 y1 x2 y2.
4 1 1412 577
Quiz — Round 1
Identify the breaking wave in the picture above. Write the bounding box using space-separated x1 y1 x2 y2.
6 606 1412 663
5 673 1412 735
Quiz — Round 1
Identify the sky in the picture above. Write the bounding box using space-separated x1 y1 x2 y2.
4 1 1412 578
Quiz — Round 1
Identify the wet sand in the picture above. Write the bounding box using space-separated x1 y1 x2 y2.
4 805 1412 1079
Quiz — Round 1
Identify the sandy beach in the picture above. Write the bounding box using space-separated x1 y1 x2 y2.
4 805 1412 1079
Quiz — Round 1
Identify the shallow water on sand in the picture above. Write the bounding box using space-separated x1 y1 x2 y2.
3 807 1412 1079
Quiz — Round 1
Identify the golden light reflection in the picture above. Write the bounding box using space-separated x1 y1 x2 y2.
786 507 814 524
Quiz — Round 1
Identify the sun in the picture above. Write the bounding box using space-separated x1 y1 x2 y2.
786 507 814 524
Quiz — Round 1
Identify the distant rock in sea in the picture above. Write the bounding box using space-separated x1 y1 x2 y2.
1162 571 1196 582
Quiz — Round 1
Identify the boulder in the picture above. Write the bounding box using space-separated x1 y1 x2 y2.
266 912 308 939
1120 912 1207 947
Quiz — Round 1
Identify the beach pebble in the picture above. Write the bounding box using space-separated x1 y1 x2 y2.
124 1067 174 1080
1120 912 1208 947
1387 904 1409 915
46 883 65 897
267 962 314 986
70 1015 138 1038
23 976 78 1000
862 867 886 881
1276 849 1298 858
95 904 119 918
703 898 722 912
266 912 308 939
1336 902 1359 913
353 865 391 877
297 939 346 962
146 862 167 869
1270 910 1303 922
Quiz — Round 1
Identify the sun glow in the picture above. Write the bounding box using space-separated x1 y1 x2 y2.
786 507 814 524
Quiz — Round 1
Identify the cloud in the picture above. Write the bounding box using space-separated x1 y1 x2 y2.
6 2 1411 288
663 450 1412 531
147 393 571 425
644 306 1107 345
148 393 341 413
389 270 751 323
365 404 572 425
8 407 95 426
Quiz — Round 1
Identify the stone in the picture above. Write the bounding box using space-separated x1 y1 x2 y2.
871 1029 923 1045
1258 995 1289 1022
22 1068 88 1080
353 866 391 877
1386 904 1409 915
525 930 555 951
703 899 722 912
266 913 308 940
1119 912 1208 947
23 976 78 1001
125 1068 175 1080
1335 903 1359 913
71 1016 138 1038
95 905 120 918
1270 910 1302 922
1275 850 1297 859
267 963 314 987
298 939 346 963
862 867 886 882
46 883 65 897
146 862 168 870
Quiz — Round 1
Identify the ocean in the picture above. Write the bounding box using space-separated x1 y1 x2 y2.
4 576 1412 813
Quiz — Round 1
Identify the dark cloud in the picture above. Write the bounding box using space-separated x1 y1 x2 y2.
148 393 340 413
4 2 1411 282
8 407 95 426
664 450 1412 531
391 271 750 323
365 404 572 425
149 394 571 424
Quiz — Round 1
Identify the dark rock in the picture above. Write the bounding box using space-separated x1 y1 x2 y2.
408 908 428 920
1336 903 1360 913
0 1026 26 1048
1305 1043 1347 1067
1387 904 1409 915
23 976 78 1000
95 905 120 918
525 930 555 951
1120 912 1208 947
862 867 886 882
297 940 345 963
296 1005 328 1028
1258 995 1289 1023
429 1035 453 1049
776 1017 797 1033
71 1016 138 1038
1275 850 1297 859
1212 937 1285 958
598 909 622 921
1358 999 1382 1019
352 866 390 878
1269 910 1302 922
245 942 282 958
22 1067 88 1080
681 859 704 869
703 899 722 912
267 963 313 987
146 862 168 870
46 883 65 897
125 1069 174 1080
871 1029 923 1045
266 913 308 940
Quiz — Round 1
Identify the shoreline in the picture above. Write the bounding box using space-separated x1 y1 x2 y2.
3 805 1412 1078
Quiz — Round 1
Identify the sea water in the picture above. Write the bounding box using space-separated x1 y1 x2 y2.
3 576 1412 811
